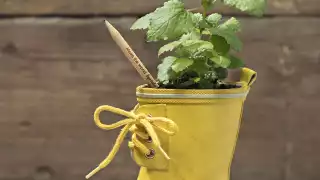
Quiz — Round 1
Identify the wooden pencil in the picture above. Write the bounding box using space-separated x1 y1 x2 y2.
104 20 159 88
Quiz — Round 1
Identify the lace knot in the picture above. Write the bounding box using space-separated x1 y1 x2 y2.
135 113 149 121
85 105 178 179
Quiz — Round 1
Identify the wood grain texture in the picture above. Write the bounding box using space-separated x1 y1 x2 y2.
0 0 318 16
0 18 319 180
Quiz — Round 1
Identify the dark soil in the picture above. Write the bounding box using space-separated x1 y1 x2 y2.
158 83 240 89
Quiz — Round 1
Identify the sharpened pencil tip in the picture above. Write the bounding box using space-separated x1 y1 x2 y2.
104 19 115 33
104 20 111 27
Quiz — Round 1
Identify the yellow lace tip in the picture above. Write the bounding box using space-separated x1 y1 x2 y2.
86 166 101 179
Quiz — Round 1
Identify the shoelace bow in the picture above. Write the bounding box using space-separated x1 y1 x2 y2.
86 105 178 179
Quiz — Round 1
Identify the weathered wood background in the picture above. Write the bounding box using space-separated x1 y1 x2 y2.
0 1 319 180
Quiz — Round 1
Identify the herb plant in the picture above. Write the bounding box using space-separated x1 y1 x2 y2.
131 0 266 89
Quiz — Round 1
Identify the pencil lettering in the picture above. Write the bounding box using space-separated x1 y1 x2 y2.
126 47 135 58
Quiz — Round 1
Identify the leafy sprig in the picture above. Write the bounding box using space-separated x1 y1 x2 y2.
131 0 265 89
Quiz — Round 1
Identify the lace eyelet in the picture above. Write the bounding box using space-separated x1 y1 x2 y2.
146 136 152 143
145 149 155 159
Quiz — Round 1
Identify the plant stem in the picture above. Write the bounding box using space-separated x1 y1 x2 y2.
203 8 207 17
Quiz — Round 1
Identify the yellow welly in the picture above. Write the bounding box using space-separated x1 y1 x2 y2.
86 67 257 180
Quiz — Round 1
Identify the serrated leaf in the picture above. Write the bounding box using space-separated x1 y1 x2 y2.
180 31 201 41
131 12 154 30
206 13 222 27
146 0 195 41
158 31 201 56
157 56 177 83
158 41 182 57
210 17 242 51
220 17 241 32
210 56 231 68
191 13 204 27
212 29 242 51
177 40 214 59
172 58 194 72
211 35 230 55
222 0 266 17
229 55 245 68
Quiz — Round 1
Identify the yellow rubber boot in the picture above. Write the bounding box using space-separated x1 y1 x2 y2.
86 67 257 180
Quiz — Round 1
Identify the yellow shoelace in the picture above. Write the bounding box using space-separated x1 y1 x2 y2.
86 105 178 179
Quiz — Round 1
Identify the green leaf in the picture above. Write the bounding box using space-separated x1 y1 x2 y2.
206 13 222 27
158 31 201 56
220 17 241 32
157 56 177 83
172 58 194 72
191 13 211 30
210 56 231 68
177 40 214 59
191 13 204 27
131 12 154 30
146 0 195 41
193 77 201 83
188 59 210 75
222 0 266 17
180 31 202 41
210 17 242 51
211 35 230 55
214 67 228 79
212 29 242 51
158 41 182 57
202 29 211 35
229 55 245 68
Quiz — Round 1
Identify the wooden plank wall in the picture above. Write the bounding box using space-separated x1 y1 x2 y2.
0 1 319 180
